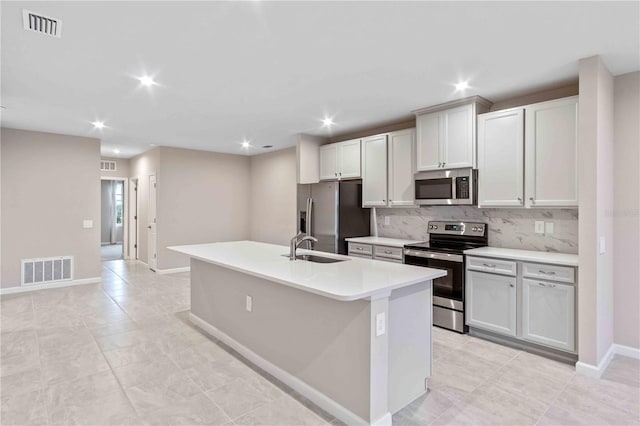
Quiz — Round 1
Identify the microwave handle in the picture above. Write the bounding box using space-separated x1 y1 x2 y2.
451 176 457 199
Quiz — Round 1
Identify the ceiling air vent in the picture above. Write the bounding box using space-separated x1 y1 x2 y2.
23 9 62 38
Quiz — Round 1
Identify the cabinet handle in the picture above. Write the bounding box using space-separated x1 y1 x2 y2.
539 270 556 275
339 172 342 176
442 162 446 168
356 247 363 250
335 172 338 177
383 199 386 202
384 250 392 254
538 282 556 288
483 263 497 268
517 197 522 203
438 162 442 168
509 284 514 288
529 197 535 204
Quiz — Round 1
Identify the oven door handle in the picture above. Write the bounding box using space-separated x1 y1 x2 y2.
404 250 463 263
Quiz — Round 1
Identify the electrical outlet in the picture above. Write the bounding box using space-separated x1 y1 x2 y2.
384 216 391 226
535 221 545 234
83 220 93 229
246 295 252 312
599 237 606 255
545 222 554 234
376 312 386 337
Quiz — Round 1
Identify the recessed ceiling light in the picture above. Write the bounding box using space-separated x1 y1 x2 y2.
322 117 335 127
455 81 470 91
138 75 156 87
92 120 105 129
241 141 251 149
114 149 120 154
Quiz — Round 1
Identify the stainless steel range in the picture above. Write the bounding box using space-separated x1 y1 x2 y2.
404 221 488 333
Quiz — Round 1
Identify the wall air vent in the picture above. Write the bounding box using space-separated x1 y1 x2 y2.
22 9 62 38
100 160 117 172
22 256 73 286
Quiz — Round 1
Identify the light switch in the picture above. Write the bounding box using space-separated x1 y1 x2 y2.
246 295 253 312
376 312 386 337
535 221 545 234
545 222 554 234
384 216 391 226
83 220 93 229
599 237 606 255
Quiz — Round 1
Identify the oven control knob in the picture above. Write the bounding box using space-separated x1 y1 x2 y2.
472 227 477 232
432 225 438 230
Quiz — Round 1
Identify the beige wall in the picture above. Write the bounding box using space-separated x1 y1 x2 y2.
613 71 640 350
100 156 130 178
250 148 297 245
1 128 101 288
578 56 615 367
156 147 251 270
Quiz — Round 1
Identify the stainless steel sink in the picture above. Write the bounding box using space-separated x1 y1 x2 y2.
282 254 348 263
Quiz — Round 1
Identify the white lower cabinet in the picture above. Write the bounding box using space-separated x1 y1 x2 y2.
466 271 517 336
466 255 577 353
522 279 575 352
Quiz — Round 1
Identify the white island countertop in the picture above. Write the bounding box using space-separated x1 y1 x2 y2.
464 247 579 267
345 236 423 247
169 241 445 301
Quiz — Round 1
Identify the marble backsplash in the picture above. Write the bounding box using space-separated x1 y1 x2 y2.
375 207 579 254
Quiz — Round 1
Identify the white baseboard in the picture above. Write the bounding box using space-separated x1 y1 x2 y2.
613 343 640 360
575 343 640 378
156 266 190 275
0 277 102 295
189 313 385 426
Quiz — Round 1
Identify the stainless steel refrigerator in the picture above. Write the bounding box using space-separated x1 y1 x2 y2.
297 180 371 254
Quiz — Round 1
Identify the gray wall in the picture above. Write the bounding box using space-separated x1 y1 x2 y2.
100 156 130 178
249 147 297 246
376 207 578 254
613 71 640 350
1 128 101 287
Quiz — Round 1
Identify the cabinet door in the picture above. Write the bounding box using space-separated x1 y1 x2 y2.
477 109 525 207
524 96 578 207
388 129 416 207
416 112 441 171
442 104 474 169
522 279 575 352
362 135 388 207
466 271 517 336
338 139 361 179
319 144 338 180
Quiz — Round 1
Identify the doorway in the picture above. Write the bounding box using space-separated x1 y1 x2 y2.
101 178 127 262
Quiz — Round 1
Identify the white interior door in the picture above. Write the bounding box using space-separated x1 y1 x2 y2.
148 175 157 270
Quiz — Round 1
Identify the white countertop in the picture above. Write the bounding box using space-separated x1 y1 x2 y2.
345 236 423 248
169 241 445 301
464 247 579 267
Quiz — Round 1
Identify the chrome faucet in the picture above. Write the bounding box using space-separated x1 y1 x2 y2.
289 232 318 260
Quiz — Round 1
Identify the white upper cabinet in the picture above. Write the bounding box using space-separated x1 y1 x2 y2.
319 139 361 180
338 139 362 179
525 96 578 208
477 108 525 207
441 104 474 169
362 134 388 207
416 112 441 171
388 129 416 207
415 97 491 172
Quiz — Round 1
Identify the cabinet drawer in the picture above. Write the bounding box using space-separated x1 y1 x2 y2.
523 263 575 284
349 252 373 260
374 256 403 264
348 243 373 256
373 245 403 260
466 257 517 276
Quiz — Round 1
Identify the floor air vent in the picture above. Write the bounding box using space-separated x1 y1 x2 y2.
22 256 73 286
23 10 62 38
100 160 116 172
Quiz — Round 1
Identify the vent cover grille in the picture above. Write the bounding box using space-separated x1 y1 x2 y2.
100 160 117 172
23 9 62 38
22 256 73 286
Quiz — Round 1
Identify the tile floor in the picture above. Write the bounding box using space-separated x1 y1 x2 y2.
1 260 638 425
101 244 123 262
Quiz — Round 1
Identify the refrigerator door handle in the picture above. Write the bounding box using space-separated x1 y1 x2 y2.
306 197 313 249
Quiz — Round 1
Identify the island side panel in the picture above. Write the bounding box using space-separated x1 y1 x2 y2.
190 258 373 422
388 282 432 414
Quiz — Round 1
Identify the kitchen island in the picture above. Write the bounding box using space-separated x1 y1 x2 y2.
169 241 445 426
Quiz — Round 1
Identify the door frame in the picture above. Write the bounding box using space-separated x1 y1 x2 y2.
100 177 129 260
129 177 139 261
148 175 157 271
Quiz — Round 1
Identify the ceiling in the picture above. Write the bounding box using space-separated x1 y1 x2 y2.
1 2 638 158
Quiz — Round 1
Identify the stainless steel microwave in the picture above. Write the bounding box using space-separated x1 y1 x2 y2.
414 168 476 205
